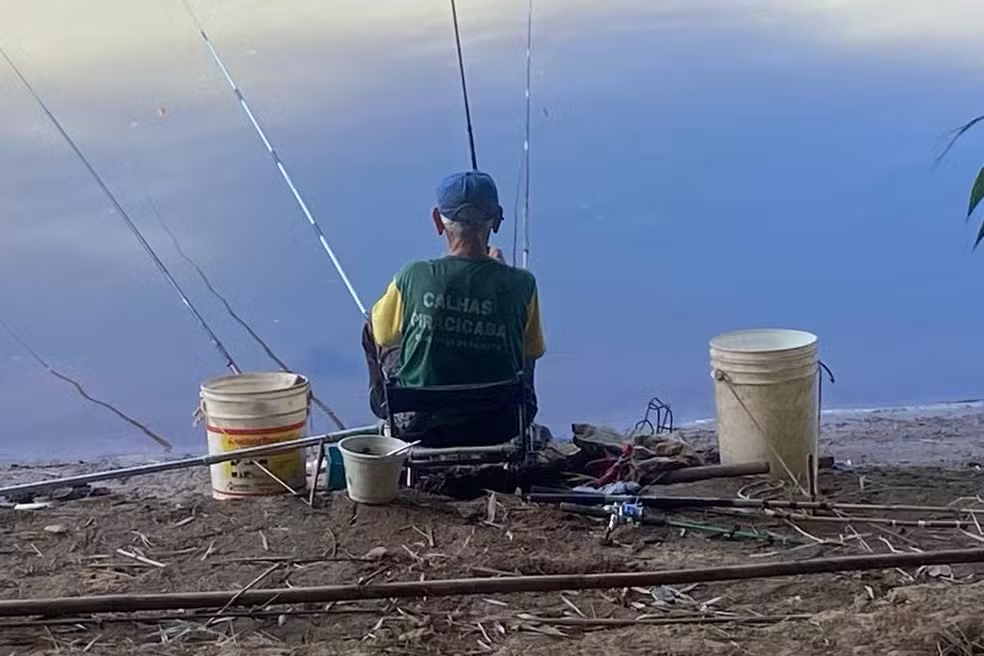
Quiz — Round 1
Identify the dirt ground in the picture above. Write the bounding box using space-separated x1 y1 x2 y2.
3 412 984 655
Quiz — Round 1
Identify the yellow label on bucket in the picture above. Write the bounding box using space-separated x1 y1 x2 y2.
216 428 304 495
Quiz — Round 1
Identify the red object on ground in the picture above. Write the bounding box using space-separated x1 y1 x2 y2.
592 443 634 487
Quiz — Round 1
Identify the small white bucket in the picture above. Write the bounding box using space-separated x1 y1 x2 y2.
199 372 311 500
337 435 410 505
710 329 819 492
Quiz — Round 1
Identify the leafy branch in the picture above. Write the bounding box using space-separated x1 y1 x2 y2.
938 114 984 249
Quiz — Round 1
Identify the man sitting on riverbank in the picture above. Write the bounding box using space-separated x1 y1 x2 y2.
361 171 546 447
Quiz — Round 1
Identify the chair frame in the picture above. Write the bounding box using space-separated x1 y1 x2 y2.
382 373 534 481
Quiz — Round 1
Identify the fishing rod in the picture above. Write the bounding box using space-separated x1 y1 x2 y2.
449 0 479 171
0 45 241 378
527 493 984 516
146 198 346 431
450 0 534 268
511 153 524 267
0 318 173 452
0 424 377 499
180 1 367 318
519 0 533 269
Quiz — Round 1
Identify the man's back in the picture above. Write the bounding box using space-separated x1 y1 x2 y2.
372 255 545 388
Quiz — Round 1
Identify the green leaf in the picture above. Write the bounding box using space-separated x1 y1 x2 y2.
938 114 984 163
969 168 984 221
974 219 984 250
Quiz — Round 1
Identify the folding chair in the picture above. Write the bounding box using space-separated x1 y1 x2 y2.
383 375 534 484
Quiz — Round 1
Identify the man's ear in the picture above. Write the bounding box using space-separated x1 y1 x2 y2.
491 207 504 234
432 208 445 235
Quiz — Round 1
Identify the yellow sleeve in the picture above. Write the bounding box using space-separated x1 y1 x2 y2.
370 280 404 348
523 288 546 359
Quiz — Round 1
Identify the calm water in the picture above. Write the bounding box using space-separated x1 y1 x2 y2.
1 0 983 460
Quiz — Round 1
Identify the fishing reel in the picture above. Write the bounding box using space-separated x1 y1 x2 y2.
602 500 645 536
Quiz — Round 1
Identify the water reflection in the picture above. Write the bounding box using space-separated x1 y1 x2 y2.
1 1 983 459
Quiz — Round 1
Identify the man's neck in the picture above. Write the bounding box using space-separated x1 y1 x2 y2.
447 240 490 260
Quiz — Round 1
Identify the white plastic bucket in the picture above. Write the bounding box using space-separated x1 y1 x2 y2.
199 372 311 500
337 435 410 505
710 329 819 492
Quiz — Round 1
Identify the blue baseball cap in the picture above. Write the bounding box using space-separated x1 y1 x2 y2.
436 171 504 226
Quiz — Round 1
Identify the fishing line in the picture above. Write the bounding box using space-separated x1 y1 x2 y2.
519 0 534 269
0 44 241 377
450 0 479 170
180 0 367 318
0 318 173 452
146 198 347 431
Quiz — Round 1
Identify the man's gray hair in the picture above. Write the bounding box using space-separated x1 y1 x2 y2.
441 214 494 237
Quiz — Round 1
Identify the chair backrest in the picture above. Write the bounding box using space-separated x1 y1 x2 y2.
384 376 525 416
385 374 531 461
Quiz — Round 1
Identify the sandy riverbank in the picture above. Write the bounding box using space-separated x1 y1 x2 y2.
4 407 981 502
3 456 984 654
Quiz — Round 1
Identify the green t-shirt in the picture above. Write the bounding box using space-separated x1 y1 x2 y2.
370 256 546 388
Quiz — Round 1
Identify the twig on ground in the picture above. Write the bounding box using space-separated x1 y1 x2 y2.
402 544 424 564
205 563 282 627
560 594 585 617
131 531 154 549
208 556 373 566
872 524 922 549
248 460 307 504
783 520 828 546
470 567 520 578
358 565 388 586
115 549 166 569
326 525 339 559
412 524 436 548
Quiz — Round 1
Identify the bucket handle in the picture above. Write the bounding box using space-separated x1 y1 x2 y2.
717 373 812 498
193 399 206 426
817 359 835 447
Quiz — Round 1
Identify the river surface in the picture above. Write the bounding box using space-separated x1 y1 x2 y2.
1 1 983 459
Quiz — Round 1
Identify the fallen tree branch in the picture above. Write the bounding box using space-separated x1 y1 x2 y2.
647 456 833 484
1 548 983 618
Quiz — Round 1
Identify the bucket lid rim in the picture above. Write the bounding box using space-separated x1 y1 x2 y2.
337 435 409 459
709 328 817 352
201 372 310 394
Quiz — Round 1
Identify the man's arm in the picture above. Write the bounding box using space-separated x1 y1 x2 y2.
370 280 404 348
523 287 546 360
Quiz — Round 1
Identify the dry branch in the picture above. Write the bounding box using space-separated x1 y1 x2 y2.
1 547 983 618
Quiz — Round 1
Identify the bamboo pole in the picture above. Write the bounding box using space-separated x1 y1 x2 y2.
0 610 811 630
728 508 977 529
0 424 380 498
514 613 812 628
1 548 982 618
527 493 984 516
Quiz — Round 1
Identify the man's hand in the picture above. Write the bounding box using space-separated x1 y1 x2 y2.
488 246 506 264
